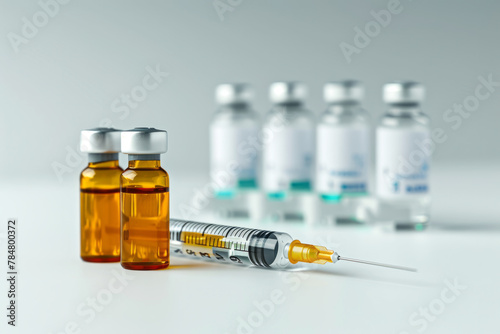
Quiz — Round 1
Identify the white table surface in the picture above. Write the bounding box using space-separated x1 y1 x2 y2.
1 163 499 334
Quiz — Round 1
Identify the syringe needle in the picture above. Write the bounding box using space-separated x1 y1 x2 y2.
287 242 417 272
337 255 417 272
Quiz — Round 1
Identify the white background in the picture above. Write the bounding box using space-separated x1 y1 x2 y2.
1 0 500 179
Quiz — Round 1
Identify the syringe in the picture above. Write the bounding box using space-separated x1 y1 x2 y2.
170 219 416 272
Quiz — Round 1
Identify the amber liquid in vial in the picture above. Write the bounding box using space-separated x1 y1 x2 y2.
80 160 123 262
121 159 170 270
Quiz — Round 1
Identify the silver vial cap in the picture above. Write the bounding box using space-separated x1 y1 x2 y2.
269 81 307 104
383 81 425 105
215 83 253 105
121 127 168 154
80 128 121 153
324 80 364 104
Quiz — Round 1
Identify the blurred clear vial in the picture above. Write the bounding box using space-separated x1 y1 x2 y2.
376 81 431 230
316 80 370 201
210 83 259 198
316 81 371 224
262 81 315 199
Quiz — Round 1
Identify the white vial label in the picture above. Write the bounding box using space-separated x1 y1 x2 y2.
263 127 314 192
376 127 430 198
316 125 370 194
210 124 258 190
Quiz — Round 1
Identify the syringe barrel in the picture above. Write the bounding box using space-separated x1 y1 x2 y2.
170 219 293 269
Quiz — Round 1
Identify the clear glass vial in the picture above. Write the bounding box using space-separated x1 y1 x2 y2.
316 81 371 224
209 84 260 219
80 128 122 262
261 82 316 222
210 83 259 195
120 128 170 270
376 82 431 230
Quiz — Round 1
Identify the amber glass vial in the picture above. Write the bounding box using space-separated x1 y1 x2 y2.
120 128 169 270
80 128 122 262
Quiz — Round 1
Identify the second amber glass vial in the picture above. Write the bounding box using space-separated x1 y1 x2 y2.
120 128 170 270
